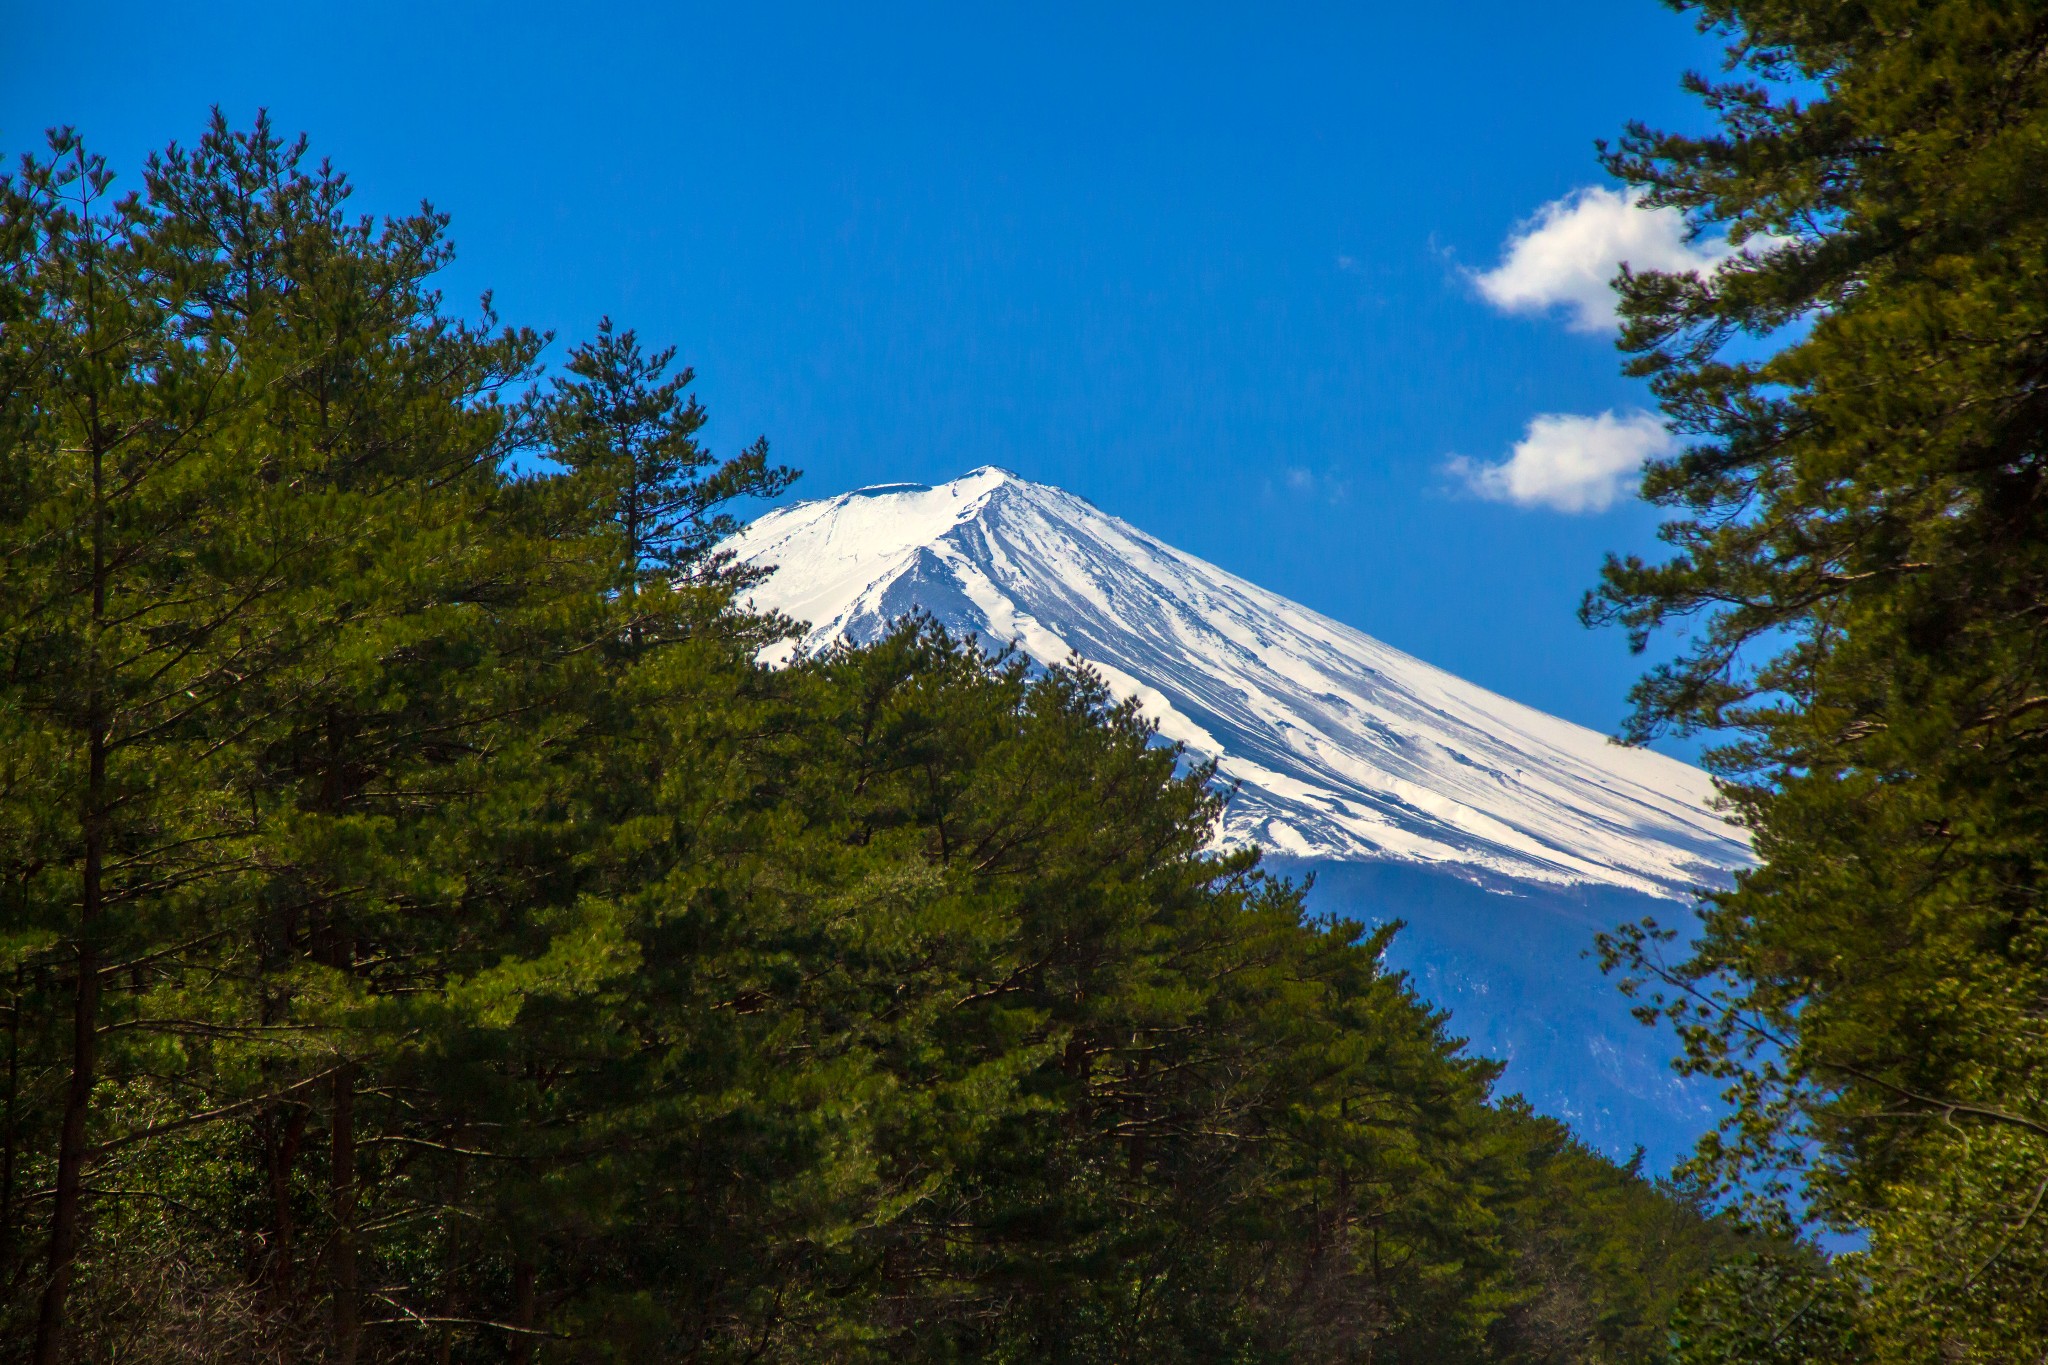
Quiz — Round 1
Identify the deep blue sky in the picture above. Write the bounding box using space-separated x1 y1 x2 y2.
5 1 1726 749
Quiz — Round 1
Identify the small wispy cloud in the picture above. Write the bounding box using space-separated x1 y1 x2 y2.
1471 186 1743 333
1266 464 1352 506
1446 410 1673 514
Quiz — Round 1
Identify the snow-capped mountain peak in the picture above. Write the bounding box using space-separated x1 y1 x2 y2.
729 468 1748 898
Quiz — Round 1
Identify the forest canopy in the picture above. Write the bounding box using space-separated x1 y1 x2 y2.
0 117 1743 1363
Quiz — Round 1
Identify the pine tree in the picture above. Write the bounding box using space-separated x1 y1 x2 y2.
541 317 794 597
152 115 556 1358
1583 1 2048 1356
0 125 315 1364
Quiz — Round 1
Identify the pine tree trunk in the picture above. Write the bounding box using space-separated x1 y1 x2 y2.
34 732 105 1365
262 1104 306 1305
509 1256 537 1365
330 1066 360 1364
1 967 23 1281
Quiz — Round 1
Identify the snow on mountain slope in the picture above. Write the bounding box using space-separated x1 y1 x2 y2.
729 467 1749 898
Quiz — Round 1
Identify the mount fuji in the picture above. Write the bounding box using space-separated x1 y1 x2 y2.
728 467 1751 1166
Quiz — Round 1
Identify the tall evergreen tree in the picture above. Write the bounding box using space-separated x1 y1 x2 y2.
144 113 556 1360
0 128 292 1365
540 317 794 596
1584 0 2048 1357
0 113 558 1361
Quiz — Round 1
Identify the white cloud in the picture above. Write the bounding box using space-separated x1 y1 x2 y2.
1472 186 1734 333
1447 410 1673 514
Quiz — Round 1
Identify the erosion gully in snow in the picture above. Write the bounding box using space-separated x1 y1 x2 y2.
728 466 1754 1167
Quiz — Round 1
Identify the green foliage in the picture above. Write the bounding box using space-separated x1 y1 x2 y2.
1485 1111 1750 1364
1665 1252 1866 1365
0 116 1744 1363
538 315 794 591
1582 0 2048 1357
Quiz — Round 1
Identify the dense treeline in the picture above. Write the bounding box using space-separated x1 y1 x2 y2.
0 117 1740 1362
1588 0 2048 1358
